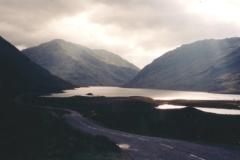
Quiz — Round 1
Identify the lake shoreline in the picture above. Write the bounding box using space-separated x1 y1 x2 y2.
22 95 240 152
45 86 240 101
43 94 240 110
156 99 240 110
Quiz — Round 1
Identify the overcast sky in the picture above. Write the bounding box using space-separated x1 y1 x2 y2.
1 0 240 68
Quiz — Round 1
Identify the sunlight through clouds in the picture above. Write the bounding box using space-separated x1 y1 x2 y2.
187 0 240 24
1 0 240 68
50 13 123 47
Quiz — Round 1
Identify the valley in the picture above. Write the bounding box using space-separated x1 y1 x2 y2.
23 95 240 150
2 1 240 159
1 36 240 159
15 97 240 160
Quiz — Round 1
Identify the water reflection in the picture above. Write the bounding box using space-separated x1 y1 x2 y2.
195 107 240 115
45 86 240 101
156 104 186 109
156 105 240 115
117 144 130 150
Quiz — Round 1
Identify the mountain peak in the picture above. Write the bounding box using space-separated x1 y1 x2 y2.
125 37 240 94
49 39 66 43
0 37 75 95
23 39 139 86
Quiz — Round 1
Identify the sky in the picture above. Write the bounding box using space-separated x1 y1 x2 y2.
1 0 240 69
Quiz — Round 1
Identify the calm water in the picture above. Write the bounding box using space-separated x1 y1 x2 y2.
156 104 240 115
45 87 240 115
156 104 186 109
195 107 240 115
46 87 240 115
46 86 240 101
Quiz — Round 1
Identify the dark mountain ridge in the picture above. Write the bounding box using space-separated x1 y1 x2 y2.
125 37 240 94
23 39 139 86
0 36 75 96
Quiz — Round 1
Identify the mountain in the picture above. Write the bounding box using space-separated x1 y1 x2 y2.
22 39 139 86
0 36 75 96
125 37 240 94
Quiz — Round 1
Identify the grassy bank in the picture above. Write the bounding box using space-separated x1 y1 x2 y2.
23 96 240 151
0 97 130 160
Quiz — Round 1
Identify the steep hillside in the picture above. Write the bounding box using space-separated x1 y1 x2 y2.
125 38 240 94
93 49 139 70
0 36 75 96
23 40 139 86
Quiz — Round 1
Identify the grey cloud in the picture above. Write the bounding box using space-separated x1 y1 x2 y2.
0 0 88 32
1 0 240 68
0 0 92 47
87 0 188 30
87 0 240 49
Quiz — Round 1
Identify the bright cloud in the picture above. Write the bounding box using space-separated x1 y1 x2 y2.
1 0 240 68
187 0 240 23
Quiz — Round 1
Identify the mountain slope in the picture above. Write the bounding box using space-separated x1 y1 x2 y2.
125 37 240 94
93 49 139 70
0 36 75 96
22 40 139 86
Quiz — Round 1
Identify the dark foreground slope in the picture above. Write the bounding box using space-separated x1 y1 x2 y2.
24 96 240 152
125 38 240 93
0 37 128 159
0 100 129 160
0 36 75 96
23 39 139 86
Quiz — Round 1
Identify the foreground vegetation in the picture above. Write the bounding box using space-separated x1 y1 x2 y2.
0 97 130 160
23 96 240 151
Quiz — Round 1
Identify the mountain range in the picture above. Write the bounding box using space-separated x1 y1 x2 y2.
125 38 240 94
23 39 139 86
2 36 240 95
0 36 75 96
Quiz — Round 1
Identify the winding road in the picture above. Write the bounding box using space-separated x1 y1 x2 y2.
66 110 240 160
16 96 240 160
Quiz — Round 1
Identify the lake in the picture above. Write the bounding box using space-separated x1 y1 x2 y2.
46 86 240 101
156 104 240 115
45 86 240 115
